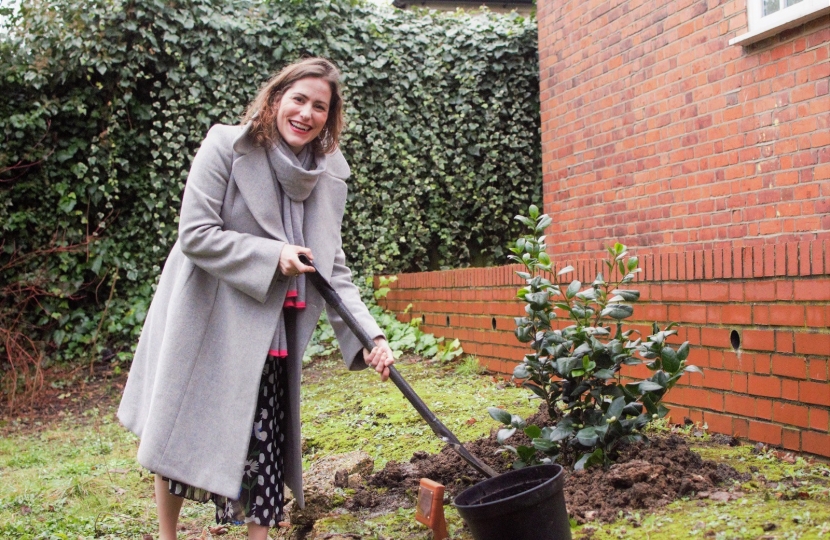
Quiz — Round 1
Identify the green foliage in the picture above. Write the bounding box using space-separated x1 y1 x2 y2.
0 0 540 373
490 206 702 470
455 355 486 377
304 275 463 364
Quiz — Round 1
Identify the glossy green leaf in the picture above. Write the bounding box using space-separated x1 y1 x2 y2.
524 425 542 439
565 280 582 299
639 380 664 392
661 347 680 373
497 427 517 444
600 304 634 320
488 407 512 425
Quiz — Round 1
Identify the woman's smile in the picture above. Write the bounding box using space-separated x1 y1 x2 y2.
288 120 311 132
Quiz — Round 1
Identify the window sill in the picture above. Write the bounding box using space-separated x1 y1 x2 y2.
729 0 830 46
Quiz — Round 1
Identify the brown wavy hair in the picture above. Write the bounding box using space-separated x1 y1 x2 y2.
241 57 343 154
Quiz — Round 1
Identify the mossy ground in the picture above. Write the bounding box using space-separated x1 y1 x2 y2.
0 356 827 539
0 406 158 538
300 356 537 471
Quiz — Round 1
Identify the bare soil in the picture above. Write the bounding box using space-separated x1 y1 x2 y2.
351 405 751 524
0 360 126 434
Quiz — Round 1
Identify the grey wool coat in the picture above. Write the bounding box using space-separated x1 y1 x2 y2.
117 123 383 508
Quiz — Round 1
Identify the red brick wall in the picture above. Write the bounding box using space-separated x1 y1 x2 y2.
378 0 829 457
380 245 830 457
536 0 829 259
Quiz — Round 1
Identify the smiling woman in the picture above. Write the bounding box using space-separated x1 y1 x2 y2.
277 78 331 154
116 57 394 540
242 59 344 157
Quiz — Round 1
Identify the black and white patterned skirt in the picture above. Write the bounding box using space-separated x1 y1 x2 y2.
165 356 287 527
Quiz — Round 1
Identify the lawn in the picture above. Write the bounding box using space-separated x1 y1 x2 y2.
0 356 827 539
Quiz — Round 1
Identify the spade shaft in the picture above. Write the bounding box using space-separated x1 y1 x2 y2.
299 255 497 479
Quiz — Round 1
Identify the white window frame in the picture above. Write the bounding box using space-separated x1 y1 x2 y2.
730 0 830 46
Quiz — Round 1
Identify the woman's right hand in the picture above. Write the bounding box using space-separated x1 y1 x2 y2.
279 245 315 277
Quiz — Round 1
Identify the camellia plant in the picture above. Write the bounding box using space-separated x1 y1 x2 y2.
489 205 702 470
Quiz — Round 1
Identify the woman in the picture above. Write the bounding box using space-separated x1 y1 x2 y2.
118 57 394 540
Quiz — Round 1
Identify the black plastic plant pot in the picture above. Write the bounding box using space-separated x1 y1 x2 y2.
454 464 571 540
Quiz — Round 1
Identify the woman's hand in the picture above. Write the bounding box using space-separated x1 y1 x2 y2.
363 337 395 382
279 245 315 277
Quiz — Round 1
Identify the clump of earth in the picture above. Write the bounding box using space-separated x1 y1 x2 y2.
347 407 749 524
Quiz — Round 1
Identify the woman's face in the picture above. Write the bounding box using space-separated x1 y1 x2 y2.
276 76 332 154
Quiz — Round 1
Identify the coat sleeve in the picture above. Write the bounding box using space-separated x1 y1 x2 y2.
178 126 284 304
326 244 385 371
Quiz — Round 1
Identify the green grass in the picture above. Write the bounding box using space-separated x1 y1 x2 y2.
0 357 535 539
577 497 830 539
1 357 828 539
0 408 161 538
300 357 537 471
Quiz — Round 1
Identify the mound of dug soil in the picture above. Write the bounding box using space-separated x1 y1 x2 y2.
355 433 748 524
565 435 749 523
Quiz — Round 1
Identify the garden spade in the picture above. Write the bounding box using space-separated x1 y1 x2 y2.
299 255 498 479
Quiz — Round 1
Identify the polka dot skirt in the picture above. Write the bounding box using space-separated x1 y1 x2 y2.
165 356 287 527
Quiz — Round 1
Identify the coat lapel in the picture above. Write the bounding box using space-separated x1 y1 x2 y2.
303 175 348 280
231 126 286 242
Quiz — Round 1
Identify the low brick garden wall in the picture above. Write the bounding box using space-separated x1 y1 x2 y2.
379 242 830 458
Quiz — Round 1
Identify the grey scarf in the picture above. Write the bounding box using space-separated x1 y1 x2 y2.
266 141 328 357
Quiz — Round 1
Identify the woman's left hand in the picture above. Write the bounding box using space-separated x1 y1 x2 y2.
363 337 395 382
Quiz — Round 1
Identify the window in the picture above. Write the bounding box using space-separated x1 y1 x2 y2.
729 0 830 46
764 0 805 16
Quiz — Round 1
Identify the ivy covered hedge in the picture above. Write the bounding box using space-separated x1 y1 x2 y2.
0 0 540 365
